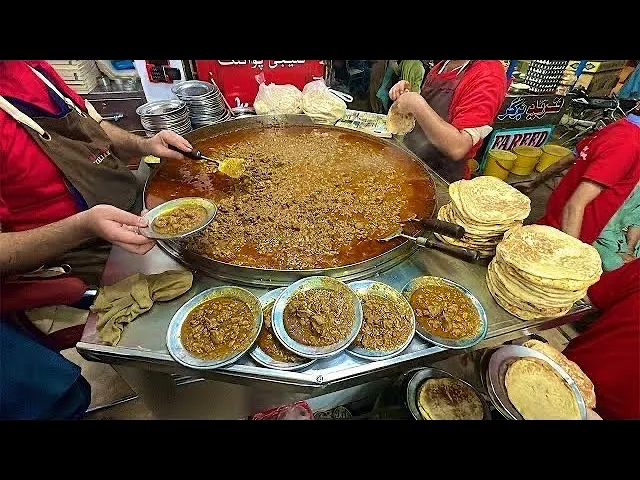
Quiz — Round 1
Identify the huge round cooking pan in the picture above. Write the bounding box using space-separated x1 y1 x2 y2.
143 114 459 287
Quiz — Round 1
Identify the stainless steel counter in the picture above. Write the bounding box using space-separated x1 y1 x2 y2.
77 203 593 395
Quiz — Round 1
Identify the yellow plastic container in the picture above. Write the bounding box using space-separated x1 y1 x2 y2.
468 158 479 175
483 149 517 181
536 144 572 172
511 145 542 176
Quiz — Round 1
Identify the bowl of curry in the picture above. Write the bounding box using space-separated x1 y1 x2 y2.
166 286 263 370
140 197 217 240
347 280 415 361
249 288 317 371
402 276 487 349
271 276 363 359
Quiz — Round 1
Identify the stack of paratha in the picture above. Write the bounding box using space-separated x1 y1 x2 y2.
436 176 531 258
487 225 602 320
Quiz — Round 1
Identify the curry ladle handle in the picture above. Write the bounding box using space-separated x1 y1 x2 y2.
415 236 480 262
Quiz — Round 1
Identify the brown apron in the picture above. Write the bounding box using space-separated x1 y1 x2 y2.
403 60 473 183
0 66 138 285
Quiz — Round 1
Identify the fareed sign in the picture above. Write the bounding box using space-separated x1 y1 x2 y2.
479 125 555 169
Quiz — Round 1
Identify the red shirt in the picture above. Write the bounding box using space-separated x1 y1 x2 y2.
0 60 88 232
562 259 640 420
427 60 508 161
537 118 640 244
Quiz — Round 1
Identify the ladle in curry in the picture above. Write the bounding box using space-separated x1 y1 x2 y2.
379 220 480 263
167 144 245 179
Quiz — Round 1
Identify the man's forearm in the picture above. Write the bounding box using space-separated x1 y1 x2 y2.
412 100 472 161
530 153 576 189
561 203 585 238
100 120 148 161
0 213 93 276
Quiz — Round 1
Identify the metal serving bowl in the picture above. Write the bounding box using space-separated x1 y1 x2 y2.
166 286 263 370
139 197 217 240
401 276 488 349
249 288 317 371
346 280 415 361
271 276 363 359
406 367 491 420
486 344 587 420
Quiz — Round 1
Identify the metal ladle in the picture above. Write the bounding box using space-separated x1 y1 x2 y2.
379 228 480 262
168 144 245 179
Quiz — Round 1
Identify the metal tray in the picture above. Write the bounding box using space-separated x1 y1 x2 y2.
346 280 415 361
166 286 263 370
140 197 217 240
402 276 488 349
271 276 363 359
249 287 317 371
406 367 491 420
143 114 438 287
486 345 587 420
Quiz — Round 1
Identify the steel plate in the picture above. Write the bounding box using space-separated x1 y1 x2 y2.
406 367 491 420
401 276 488 349
137 100 186 117
346 280 415 361
271 276 363 359
172 80 215 97
487 345 587 420
139 197 217 240
143 115 438 287
166 286 263 370
249 288 317 371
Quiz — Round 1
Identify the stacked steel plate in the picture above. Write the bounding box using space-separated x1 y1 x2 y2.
172 80 231 128
136 99 192 137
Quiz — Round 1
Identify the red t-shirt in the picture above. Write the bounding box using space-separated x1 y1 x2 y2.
427 60 508 161
562 259 640 420
537 119 640 244
0 60 88 232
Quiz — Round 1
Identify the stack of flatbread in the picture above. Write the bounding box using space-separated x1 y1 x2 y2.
436 176 531 258
487 224 602 321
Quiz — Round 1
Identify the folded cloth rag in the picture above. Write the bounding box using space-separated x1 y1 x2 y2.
92 270 193 346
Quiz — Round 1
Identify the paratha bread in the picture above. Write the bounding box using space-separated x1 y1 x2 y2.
486 267 572 321
523 340 596 409
451 176 531 224
496 224 602 283
505 358 581 420
386 101 416 135
417 377 484 420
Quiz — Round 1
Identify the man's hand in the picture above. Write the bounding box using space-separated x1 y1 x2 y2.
389 80 411 101
82 205 155 255
394 91 424 116
144 130 193 161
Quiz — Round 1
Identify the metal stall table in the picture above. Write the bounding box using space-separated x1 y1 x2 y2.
76 172 593 418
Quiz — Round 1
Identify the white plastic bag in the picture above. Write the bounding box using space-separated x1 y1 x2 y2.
301 80 347 124
253 83 303 115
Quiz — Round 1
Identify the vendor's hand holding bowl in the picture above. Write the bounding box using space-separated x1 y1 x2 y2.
81 205 155 255
389 80 411 101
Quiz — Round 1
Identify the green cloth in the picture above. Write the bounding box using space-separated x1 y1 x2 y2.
395 60 426 93
376 63 398 112
593 185 640 272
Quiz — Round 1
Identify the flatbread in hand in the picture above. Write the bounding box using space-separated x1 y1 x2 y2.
386 101 416 135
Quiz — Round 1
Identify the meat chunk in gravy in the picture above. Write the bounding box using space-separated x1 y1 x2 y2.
283 288 355 347
410 285 480 340
180 297 255 359
353 294 412 351
152 203 208 236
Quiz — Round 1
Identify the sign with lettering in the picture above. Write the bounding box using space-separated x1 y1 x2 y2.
494 94 566 128
479 125 555 170
195 60 325 108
